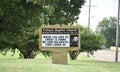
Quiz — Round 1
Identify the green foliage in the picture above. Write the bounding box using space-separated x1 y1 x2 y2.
80 26 104 56
0 0 42 58
96 16 120 47
38 0 85 25
0 0 25 54
48 0 85 24
81 27 104 55
69 25 105 59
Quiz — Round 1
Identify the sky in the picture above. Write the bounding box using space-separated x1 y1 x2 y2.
77 0 118 31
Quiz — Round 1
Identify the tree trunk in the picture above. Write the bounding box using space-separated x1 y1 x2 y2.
69 51 79 60
87 51 90 57
19 50 35 59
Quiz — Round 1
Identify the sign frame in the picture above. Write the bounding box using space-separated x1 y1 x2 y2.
39 24 80 51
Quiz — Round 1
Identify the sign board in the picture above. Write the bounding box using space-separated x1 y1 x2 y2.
39 24 80 64
39 24 80 51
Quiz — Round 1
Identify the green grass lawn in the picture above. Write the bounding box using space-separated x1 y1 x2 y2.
0 52 120 72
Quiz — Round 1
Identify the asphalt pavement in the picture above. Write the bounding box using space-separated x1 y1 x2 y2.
93 49 120 62
80 49 120 62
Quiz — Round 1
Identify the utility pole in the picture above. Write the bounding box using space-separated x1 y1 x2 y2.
88 0 91 30
115 0 120 62
87 0 96 30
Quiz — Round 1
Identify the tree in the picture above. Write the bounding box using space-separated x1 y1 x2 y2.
96 16 120 48
0 0 43 58
69 25 105 60
47 0 85 24
0 0 25 55
0 0 85 58
81 27 104 56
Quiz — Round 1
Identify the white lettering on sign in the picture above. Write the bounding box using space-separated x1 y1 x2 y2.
42 34 70 47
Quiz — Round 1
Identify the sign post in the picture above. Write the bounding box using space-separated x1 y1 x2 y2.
39 24 80 64
52 50 68 64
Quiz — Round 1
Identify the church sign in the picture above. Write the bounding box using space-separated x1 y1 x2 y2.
39 24 80 64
